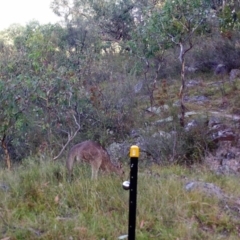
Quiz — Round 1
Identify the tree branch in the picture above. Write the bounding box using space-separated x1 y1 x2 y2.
53 114 80 160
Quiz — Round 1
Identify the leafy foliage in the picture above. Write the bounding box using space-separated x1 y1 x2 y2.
0 0 240 166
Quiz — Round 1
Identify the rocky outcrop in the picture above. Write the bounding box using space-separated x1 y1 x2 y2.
229 69 240 81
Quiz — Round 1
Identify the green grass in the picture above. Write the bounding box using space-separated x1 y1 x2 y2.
0 159 240 239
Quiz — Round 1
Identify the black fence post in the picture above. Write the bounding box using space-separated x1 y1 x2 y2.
128 145 140 240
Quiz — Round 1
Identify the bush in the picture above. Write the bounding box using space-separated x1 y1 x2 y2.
140 117 216 166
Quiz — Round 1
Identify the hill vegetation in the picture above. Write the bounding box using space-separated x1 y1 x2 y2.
1 0 240 166
1 0 240 238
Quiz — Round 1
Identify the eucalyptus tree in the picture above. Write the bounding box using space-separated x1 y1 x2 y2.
51 0 136 41
0 76 34 168
0 22 65 78
48 1 140 145
216 0 240 34
126 1 169 110
48 3 95 92
0 22 69 163
149 0 212 126
127 0 214 127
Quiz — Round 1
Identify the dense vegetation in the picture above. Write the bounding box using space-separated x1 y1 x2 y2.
1 0 240 239
1 0 240 167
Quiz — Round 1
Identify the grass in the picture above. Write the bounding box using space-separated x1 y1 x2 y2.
1 159 240 239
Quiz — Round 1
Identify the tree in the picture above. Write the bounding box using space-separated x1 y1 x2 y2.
0 77 32 169
156 0 212 126
128 1 168 110
216 0 240 38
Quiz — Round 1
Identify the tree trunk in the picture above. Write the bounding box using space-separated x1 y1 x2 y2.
179 43 186 127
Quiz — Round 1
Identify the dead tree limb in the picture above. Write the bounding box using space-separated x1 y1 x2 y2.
53 114 80 160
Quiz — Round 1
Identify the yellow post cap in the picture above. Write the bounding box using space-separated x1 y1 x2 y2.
130 145 140 158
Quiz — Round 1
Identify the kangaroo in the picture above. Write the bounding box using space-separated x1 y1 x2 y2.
66 140 124 180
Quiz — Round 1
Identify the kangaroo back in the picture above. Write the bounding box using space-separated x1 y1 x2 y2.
66 140 124 179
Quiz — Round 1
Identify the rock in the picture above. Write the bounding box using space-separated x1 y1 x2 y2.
184 181 240 220
208 116 221 128
152 130 172 139
185 120 199 131
107 142 130 163
184 95 209 104
215 64 229 75
155 116 173 124
185 181 226 199
208 111 240 121
205 142 240 176
147 105 169 115
134 81 143 93
186 79 201 88
212 128 236 142
229 69 240 81
185 66 198 73
217 162 240 176
0 183 9 191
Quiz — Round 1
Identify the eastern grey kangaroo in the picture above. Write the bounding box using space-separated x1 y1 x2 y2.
66 140 124 179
